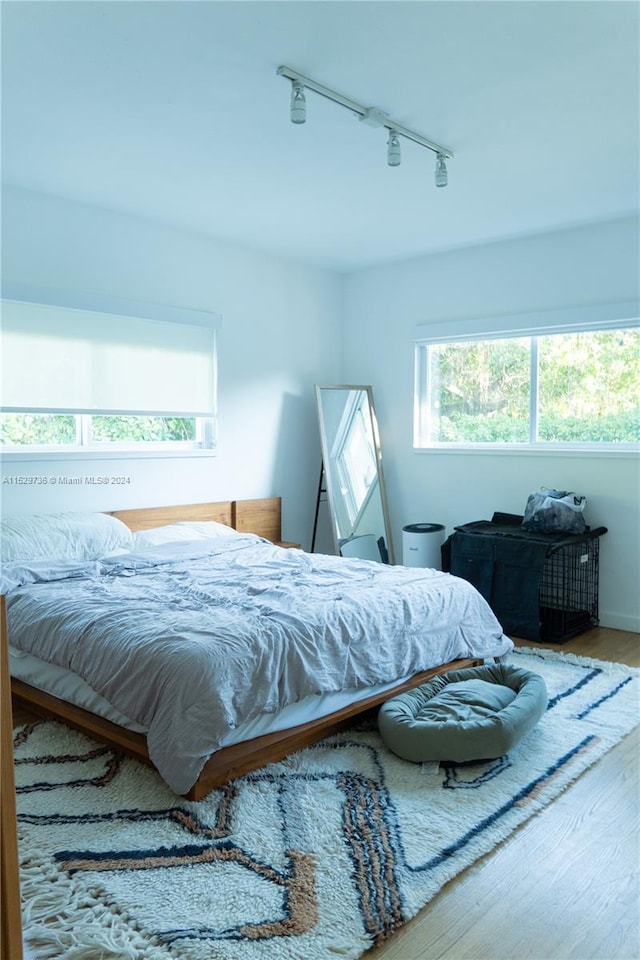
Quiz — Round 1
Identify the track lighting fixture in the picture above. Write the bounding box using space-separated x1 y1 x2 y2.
435 153 448 188
290 80 306 124
277 65 453 186
387 129 401 167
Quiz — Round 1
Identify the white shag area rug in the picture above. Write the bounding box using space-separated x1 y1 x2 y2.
15 647 639 960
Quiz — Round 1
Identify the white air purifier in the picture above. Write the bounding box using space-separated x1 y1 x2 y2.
402 523 446 569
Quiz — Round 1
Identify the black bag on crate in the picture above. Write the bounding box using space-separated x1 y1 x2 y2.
521 487 587 534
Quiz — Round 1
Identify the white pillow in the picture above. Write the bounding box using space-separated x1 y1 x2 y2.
0 512 134 563
174 521 239 539
132 520 240 551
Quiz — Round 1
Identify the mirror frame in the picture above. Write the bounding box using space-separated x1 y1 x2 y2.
315 384 395 564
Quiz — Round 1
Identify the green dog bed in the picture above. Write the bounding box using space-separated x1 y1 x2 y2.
378 662 548 763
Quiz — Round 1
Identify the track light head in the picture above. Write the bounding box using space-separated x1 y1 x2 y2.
290 81 306 124
387 129 401 167
435 153 448 188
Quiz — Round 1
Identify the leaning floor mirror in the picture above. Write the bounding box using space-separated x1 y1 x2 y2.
315 384 394 564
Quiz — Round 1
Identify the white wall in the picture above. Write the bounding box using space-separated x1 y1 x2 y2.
342 217 640 632
1 186 343 546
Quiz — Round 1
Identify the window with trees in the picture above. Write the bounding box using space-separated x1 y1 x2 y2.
1 292 218 456
414 324 639 449
0 414 211 450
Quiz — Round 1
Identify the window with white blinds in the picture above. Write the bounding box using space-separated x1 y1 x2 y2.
0 291 219 455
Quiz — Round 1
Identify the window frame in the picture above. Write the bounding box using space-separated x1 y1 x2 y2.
331 391 379 531
0 414 216 460
413 302 639 454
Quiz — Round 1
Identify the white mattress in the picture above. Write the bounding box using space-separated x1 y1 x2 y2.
10 645 414 748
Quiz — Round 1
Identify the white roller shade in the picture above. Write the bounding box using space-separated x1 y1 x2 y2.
1 299 217 416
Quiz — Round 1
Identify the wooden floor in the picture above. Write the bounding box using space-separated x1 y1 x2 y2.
367 628 640 960
12 628 639 960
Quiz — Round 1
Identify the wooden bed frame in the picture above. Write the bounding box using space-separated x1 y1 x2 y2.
7 497 480 801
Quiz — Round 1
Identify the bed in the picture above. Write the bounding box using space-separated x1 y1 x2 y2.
3 497 513 800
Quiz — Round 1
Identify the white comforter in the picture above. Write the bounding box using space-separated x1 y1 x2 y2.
5 536 513 793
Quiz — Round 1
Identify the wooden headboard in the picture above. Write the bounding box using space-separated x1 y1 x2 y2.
110 497 282 542
232 498 281 543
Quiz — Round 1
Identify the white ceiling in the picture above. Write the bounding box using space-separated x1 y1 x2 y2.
2 1 638 271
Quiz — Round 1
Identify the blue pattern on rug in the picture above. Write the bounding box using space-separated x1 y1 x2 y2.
15 647 640 959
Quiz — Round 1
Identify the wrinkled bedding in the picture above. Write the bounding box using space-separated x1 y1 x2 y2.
5 535 513 793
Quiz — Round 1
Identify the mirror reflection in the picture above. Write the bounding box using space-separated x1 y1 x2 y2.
315 385 394 564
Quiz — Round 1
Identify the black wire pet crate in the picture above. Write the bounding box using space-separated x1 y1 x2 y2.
442 512 607 643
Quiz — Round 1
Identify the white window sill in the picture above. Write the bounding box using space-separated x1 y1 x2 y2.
413 443 639 459
1 447 217 463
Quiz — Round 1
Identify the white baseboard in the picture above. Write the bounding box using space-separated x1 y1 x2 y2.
598 610 640 634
